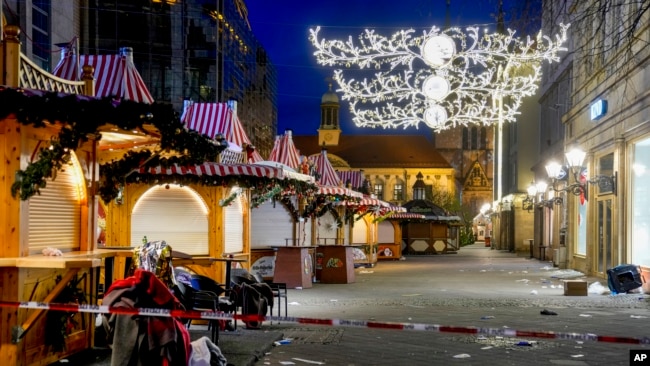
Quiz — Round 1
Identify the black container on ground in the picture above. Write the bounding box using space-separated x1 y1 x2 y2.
606 264 642 294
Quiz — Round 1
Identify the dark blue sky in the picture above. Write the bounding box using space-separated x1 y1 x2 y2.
245 0 517 135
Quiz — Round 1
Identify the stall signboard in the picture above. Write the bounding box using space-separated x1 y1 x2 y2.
251 256 276 279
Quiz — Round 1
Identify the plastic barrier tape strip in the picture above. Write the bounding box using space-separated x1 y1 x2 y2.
2 300 649 345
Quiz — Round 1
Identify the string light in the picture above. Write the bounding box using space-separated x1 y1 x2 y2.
309 24 569 131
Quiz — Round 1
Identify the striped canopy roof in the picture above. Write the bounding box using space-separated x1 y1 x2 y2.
53 46 154 104
337 170 365 189
267 130 301 170
180 101 263 163
136 162 312 182
309 149 342 187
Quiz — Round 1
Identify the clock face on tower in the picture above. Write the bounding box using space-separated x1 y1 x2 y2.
422 75 450 101
324 132 333 141
423 105 448 129
421 35 455 67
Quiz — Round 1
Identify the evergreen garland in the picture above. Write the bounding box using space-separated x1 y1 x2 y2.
0 87 230 202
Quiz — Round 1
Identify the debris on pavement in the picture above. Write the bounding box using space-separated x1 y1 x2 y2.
540 309 558 315
453 353 471 358
588 281 609 295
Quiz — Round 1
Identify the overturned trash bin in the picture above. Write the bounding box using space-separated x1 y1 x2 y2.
606 264 643 294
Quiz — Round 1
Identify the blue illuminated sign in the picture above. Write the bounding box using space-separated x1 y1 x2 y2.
590 99 607 121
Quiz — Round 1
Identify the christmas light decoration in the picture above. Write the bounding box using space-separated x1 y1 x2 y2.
309 24 569 131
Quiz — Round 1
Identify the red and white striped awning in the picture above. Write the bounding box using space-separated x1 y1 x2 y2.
387 212 426 220
53 46 154 104
310 150 342 187
358 195 391 207
181 102 263 163
267 130 301 170
136 162 312 181
337 171 364 189
317 185 363 198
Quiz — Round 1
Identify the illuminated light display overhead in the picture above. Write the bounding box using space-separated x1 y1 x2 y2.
309 24 569 131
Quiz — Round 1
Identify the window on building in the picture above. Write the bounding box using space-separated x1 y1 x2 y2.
373 183 383 200
393 184 403 201
631 138 650 266
32 0 51 69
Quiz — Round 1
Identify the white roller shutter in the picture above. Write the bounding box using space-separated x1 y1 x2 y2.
131 185 208 255
28 158 83 254
352 215 368 244
251 199 293 248
378 221 394 242
223 187 244 254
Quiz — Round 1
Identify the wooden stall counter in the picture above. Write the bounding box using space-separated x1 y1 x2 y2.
271 246 315 289
317 245 355 284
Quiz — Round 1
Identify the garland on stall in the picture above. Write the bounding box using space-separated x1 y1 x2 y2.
251 185 283 209
219 190 240 207
0 88 228 202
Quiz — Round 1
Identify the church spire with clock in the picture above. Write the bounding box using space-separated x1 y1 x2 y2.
318 81 342 147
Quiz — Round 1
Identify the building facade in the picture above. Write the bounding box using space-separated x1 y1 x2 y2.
532 1 650 283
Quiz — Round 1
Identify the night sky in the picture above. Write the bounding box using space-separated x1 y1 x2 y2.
245 0 522 136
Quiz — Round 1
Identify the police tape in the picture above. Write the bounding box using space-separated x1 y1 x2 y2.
2 300 649 345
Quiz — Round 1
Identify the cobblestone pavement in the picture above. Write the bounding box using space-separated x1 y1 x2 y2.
257 244 650 366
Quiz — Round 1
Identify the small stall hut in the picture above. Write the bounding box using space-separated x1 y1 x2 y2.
400 199 462 255
249 130 313 281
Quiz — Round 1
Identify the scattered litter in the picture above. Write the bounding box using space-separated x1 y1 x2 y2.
571 354 584 358
588 281 609 295
631 315 648 319
481 346 493 350
579 314 592 318
540 309 557 315
516 341 533 347
477 335 487 340
480 316 495 320
399 257 406 260
330 299 338 302
295 287 303 290
274 339 293 346
530 290 538 295
359 270 374 274
548 269 586 279
288 302 301 306
516 279 530 283
453 354 471 358
408 317 412 320
279 362 295 365
58 360 69 364
292 358 325 365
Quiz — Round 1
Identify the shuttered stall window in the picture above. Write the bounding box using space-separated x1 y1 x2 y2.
352 215 368 244
251 200 293 248
28 154 84 254
131 185 208 255
223 187 244 254
378 221 394 242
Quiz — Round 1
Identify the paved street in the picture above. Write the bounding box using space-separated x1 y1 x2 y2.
256 244 650 366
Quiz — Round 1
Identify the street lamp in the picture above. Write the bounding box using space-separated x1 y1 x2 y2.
545 147 617 197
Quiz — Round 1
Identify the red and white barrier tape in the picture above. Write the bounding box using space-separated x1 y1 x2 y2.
3 300 649 345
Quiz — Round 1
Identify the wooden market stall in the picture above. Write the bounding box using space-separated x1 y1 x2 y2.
0 25 203 365
400 199 462 255
0 26 290 365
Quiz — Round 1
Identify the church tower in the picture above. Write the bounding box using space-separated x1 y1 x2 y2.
317 82 342 146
